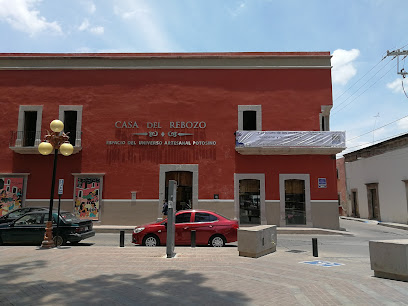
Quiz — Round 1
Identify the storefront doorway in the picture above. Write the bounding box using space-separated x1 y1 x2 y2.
239 179 261 225
165 171 192 211
284 179 306 225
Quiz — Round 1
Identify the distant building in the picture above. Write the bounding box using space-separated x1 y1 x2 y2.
344 133 408 224
1 52 345 229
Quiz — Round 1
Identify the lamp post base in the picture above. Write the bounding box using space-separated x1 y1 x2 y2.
41 221 55 248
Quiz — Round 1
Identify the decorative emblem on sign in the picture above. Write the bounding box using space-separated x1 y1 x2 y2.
133 131 193 138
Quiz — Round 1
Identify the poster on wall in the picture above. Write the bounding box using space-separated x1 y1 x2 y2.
74 177 101 220
0 177 24 216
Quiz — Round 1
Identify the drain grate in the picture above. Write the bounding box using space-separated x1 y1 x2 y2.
286 250 306 253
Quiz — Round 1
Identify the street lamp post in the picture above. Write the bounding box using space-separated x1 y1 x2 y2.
38 119 74 248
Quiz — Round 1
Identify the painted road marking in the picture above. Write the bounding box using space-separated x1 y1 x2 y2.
300 260 344 267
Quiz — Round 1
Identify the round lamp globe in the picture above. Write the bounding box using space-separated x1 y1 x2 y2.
38 142 53 155
60 142 74 156
50 120 64 133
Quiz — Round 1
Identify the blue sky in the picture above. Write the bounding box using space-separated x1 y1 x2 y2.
0 0 407 156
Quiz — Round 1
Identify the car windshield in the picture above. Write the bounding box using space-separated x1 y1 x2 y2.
60 212 81 224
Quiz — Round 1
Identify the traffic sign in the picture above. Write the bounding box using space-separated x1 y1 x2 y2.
58 179 64 195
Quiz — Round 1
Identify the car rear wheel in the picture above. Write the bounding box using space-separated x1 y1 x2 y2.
210 235 225 247
143 235 159 247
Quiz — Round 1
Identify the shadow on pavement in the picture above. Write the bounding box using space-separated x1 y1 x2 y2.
0 260 250 305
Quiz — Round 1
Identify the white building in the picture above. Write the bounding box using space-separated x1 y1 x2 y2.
344 134 408 224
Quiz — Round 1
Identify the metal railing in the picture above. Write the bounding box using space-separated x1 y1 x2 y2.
9 130 82 148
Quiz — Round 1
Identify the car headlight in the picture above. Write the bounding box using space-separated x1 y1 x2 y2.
133 227 145 234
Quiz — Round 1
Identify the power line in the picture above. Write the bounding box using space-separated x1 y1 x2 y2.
344 131 408 151
347 113 408 142
333 56 386 103
331 61 397 116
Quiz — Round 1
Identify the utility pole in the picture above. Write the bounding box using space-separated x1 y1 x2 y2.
386 49 408 77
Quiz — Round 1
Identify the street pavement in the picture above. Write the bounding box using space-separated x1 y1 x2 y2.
1 220 408 305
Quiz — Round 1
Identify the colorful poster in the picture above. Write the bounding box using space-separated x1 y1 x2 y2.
0 177 24 216
74 177 101 220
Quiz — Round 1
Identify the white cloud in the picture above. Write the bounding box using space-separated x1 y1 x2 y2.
397 117 408 129
331 49 360 85
0 0 62 36
229 1 246 17
78 19 89 31
113 0 176 52
78 18 103 35
386 78 408 94
90 26 104 35
80 0 96 14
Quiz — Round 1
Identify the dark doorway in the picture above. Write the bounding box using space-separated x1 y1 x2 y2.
23 111 37 147
285 179 306 225
165 171 192 211
366 184 380 220
239 179 260 225
64 111 78 146
351 190 360 218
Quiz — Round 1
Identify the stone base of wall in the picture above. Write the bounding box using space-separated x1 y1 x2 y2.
24 198 340 229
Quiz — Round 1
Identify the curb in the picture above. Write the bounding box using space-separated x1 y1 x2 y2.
341 216 408 231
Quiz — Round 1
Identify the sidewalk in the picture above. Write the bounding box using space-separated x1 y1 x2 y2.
1 243 407 305
341 216 408 231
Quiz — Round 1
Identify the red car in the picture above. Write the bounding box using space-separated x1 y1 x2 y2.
132 209 238 247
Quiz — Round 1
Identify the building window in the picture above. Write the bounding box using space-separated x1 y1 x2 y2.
238 105 262 131
320 105 332 131
23 111 37 146
15 105 43 147
64 111 77 146
243 111 257 130
59 105 83 147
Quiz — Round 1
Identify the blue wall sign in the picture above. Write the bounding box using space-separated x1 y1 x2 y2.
318 178 327 188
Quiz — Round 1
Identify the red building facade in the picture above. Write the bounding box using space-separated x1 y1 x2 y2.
0 52 345 229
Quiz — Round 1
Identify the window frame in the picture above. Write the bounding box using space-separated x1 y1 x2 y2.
320 105 332 131
59 105 83 147
238 105 262 131
15 105 43 147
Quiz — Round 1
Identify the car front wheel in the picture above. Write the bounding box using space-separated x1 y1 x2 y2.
210 235 225 247
143 235 159 247
53 235 65 247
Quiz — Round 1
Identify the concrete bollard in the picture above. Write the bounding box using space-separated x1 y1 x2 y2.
191 230 196 248
312 238 318 257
